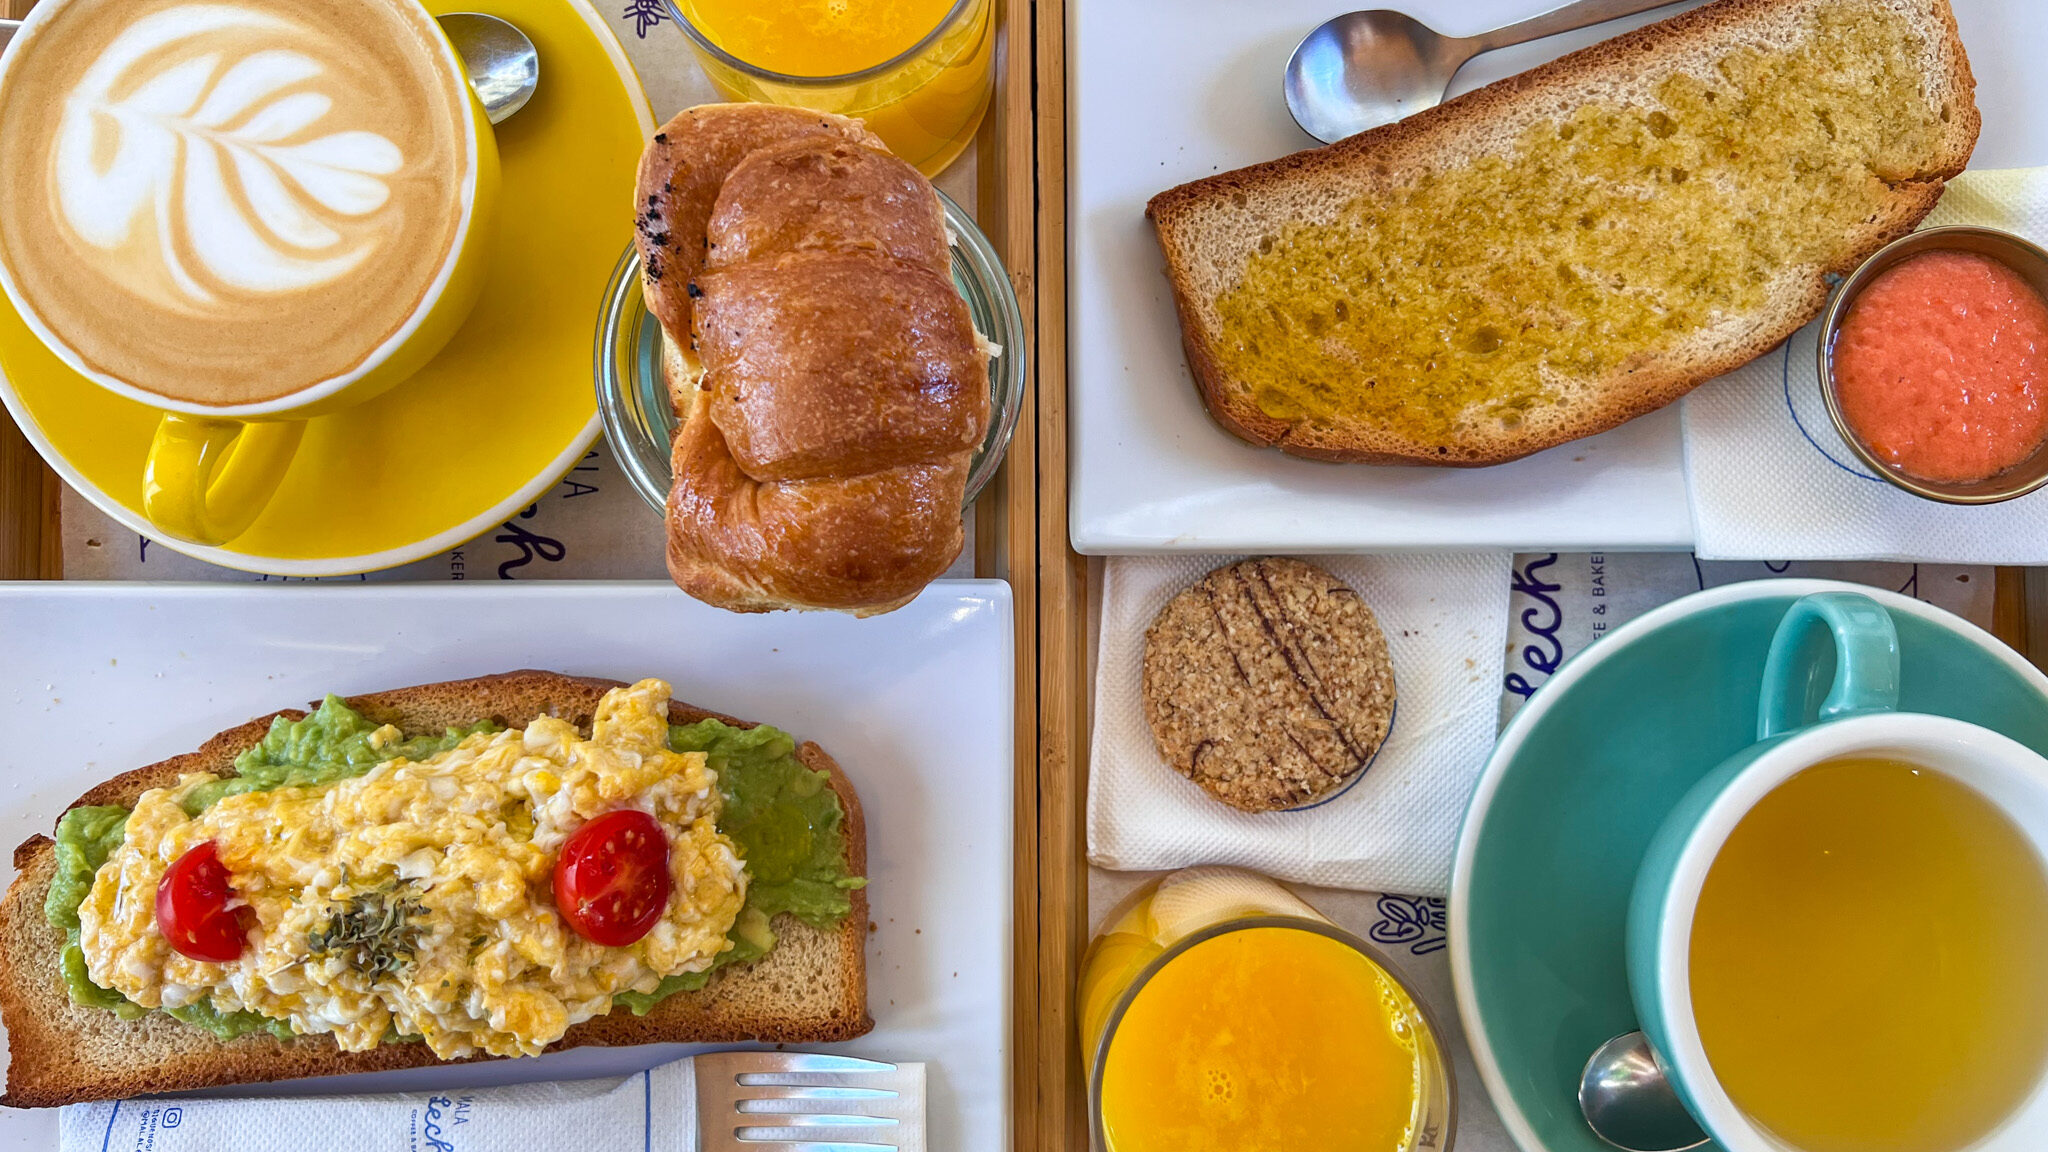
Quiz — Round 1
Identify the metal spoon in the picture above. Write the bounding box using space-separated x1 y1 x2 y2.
1284 0 1688 142
1579 1031 1711 1152
0 13 537 123
440 12 540 125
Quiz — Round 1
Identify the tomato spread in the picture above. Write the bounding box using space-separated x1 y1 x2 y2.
1833 249 2048 485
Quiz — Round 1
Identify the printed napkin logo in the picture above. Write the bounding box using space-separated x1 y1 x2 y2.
1776 326 1884 483
1505 553 1564 700
620 0 667 38
1368 894 1447 956
55 5 403 305
420 1093 475 1151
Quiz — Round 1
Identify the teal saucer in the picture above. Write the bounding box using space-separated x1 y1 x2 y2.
1450 579 2048 1152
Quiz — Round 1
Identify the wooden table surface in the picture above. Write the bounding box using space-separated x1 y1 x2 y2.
982 3 1089 1148
0 0 53 576
0 2 2036 1149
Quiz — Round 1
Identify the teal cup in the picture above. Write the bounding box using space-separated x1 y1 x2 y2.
1624 591 2048 1151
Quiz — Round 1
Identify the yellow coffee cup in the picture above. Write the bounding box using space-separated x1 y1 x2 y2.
0 0 502 546
136 123 499 548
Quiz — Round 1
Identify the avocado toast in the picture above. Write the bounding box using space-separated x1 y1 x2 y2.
0 670 870 1107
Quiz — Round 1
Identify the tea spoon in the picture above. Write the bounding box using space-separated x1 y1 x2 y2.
440 12 540 125
1283 0 1688 143
1579 1030 1711 1152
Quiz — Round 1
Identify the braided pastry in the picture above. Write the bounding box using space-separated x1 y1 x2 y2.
635 105 992 614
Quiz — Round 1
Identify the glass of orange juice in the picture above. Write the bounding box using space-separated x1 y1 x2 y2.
1080 867 1457 1152
667 0 995 176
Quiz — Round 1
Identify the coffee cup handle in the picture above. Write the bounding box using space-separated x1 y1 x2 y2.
1757 591 1901 740
142 415 305 546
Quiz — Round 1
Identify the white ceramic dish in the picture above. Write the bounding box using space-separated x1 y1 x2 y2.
0 581 1013 1150
1069 0 2048 553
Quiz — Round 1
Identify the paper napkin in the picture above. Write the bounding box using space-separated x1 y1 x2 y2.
60 1063 698 1152
1087 553 1511 899
58 1057 925 1151
1683 167 2048 562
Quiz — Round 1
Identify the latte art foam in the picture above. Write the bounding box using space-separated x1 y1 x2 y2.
0 0 472 406
57 6 405 305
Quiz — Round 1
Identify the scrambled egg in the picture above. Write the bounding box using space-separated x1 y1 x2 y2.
76 680 748 1058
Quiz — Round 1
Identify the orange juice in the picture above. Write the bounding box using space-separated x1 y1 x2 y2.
1101 928 1422 1152
674 0 994 176
679 0 957 76
1690 758 2048 1152
1079 868 1450 1152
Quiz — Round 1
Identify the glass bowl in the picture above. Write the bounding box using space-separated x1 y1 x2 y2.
594 190 1026 516
1081 867 1458 1152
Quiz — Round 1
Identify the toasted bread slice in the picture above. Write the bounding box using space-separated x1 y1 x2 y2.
1147 0 1979 465
0 671 870 1107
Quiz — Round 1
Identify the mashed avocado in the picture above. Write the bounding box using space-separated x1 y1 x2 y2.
615 719 866 1014
49 699 493 1039
47 805 136 1017
48 697 862 1039
183 695 497 814
48 805 295 1041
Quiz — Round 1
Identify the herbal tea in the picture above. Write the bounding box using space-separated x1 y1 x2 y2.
1690 757 2048 1152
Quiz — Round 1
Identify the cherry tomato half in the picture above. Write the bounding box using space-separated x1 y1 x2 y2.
155 841 250 963
554 810 672 947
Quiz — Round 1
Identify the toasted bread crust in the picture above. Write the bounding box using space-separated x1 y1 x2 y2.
0 671 870 1107
1146 0 1978 465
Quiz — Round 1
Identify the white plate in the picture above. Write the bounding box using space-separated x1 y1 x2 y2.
1069 0 2048 553
0 581 1013 1150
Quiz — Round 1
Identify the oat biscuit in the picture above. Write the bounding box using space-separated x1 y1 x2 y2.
1141 558 1396 812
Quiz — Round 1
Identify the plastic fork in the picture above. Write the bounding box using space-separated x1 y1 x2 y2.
694 1052 926 1152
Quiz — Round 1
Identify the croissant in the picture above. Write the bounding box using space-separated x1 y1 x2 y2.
634 105 992 615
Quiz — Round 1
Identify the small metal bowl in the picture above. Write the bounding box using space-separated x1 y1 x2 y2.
594 190 1027 515
1817 225 2048 505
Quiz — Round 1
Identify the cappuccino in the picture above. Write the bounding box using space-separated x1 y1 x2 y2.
0 0 475 407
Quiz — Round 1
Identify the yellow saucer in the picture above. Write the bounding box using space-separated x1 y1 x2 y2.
0 0 653 576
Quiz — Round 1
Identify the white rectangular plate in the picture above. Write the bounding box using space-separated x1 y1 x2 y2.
0 581 1013 1150
1070 0 2048 553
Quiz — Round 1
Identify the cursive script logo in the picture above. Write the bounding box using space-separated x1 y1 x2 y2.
55 4 403 305
1505 553 1564 699
422 1094 456 1152
493 504 566 578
